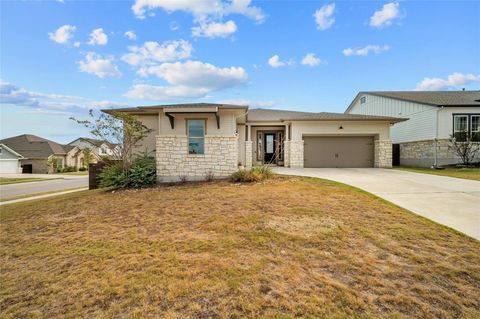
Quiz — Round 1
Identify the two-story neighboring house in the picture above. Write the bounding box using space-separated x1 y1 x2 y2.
345 91 480 167
68 138 119 159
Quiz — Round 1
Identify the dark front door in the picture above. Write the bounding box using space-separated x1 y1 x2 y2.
22 164 33 174
264 133 276 163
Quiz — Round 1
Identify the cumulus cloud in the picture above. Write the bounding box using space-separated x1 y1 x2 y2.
192 20 237 38
88 28 108 45
124 30 137 40
268 55 293 68
48 25 76 44
301 53 322 66
125 60 247 100
121 40 192 66
415 73 480 91
78 53 122 78
73 41 81 48
0 79 126 111
131 0 265 23
370 2 402 28
342 44 389 56
314 3 335 30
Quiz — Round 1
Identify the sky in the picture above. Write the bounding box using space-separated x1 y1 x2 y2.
1 0 479 143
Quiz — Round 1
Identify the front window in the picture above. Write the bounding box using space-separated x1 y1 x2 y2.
187 119 205 154
471 115 480 142
453 115 468 141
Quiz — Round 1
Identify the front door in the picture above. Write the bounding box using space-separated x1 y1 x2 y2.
264 133 276 163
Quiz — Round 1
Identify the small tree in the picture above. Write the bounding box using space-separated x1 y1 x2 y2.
449 131 480 166
82 148 94 168
71 110 152 176
47 156 61 173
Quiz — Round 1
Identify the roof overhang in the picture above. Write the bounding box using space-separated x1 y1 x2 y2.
163 107 221 129
0 143 25 159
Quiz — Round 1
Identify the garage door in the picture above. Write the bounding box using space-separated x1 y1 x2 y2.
304 136 374 168
0 159 19 174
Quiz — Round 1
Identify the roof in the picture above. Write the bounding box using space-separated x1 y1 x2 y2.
346 90 480 112
103 103 248 114
0 134 71 158
69 137 117 149
0 143 24 158
247 108 406 123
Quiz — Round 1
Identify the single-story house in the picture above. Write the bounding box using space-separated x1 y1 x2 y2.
68 137 119 159
345 91 480 167
104 103 405 182
0 134 86 173
0 143 24 174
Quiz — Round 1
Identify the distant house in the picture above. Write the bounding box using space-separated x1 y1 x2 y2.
0 134 87 173
345 91 480 167
0 143 24 174
68 137 120 159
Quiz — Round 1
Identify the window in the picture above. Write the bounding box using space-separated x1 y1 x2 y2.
453 114 480 142
187 119 205 154
257 131 263 161
360 96 366 104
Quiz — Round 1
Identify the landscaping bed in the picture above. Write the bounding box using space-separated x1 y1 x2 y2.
1 177 479 318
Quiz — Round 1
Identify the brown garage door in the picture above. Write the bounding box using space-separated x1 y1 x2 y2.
304 136 374 168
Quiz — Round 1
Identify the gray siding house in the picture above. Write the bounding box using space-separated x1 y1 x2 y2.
345 91 480 167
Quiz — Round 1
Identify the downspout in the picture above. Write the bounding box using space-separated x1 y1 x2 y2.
433 105 444 168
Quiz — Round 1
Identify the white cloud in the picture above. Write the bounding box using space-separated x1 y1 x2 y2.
48 25 76 44
415 73 480 91
124 30 137 40
125 60 247 100
342 44 390 56
216 98 276 108
268 55 293 68
192 20 237 38
131 0 265 23
0 79 126 111
370 2 402 28
78 52 122 78
301 53 322 66
314 3 335 30
73 41 81 48
121 40 192 66
88 28 108 46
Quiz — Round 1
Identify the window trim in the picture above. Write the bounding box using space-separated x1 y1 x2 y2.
452 113 480 142
186 118 206 155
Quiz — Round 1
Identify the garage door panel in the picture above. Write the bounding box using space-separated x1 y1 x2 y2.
304 136 374 168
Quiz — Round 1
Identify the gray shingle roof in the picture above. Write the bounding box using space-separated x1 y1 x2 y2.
0 134 71 158
103 103 248 114
354 90 480 108
248 108 405 122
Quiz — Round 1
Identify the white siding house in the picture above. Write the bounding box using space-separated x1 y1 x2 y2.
0 143 24 174
346 91 480 167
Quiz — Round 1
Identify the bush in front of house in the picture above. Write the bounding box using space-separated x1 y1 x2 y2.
230 166 273 183
99 152 156 188
79 166 88 171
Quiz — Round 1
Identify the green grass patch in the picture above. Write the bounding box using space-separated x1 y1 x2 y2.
395 167 480 181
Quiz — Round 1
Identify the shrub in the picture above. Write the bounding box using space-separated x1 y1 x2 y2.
79 166 87 171
127 153 156 188
230 166 273 183
62 166 75 173
99 163 127 188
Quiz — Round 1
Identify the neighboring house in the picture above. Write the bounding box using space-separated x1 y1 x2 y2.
345 91 480 167
0 143 24 174
0 134 86 173
104 103 405 182
68 137 120 158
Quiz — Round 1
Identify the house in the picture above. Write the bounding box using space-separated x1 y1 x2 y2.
345 91 480 167
0 143 24 174
0 134 86 173
68 137 119 159
103 103 405 182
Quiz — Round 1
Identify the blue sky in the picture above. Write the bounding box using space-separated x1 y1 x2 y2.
1 0 479 143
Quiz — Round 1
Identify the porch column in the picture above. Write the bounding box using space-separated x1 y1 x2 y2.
245 125 253 168
284 124 291 167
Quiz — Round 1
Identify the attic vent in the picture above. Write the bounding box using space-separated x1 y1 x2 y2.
360 96 366 104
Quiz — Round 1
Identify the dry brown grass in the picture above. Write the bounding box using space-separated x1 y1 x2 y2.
1 177 479 319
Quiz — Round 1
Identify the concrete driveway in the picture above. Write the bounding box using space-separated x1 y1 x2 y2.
274 167 480 240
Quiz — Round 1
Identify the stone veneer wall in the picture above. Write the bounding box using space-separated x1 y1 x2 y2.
245 141 253 168
156 135 238 182
283 140 290 167
374 140 392 168
289 140 304 168
399 139 479 167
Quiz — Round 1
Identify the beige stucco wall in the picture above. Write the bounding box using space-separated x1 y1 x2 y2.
134 114 159 156
290 120 391 140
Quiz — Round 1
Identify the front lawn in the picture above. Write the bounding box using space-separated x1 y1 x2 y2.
396 167 480 181
0 177 55 185
1 177 479 318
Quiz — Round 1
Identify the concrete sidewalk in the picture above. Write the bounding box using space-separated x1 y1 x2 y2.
274 167 480 240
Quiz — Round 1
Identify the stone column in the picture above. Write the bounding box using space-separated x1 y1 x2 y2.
374 140 392 168
283 140 290 167
245 141 253 168
289 140 304 168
